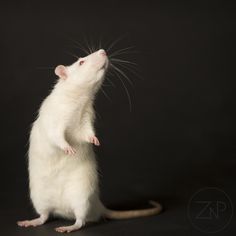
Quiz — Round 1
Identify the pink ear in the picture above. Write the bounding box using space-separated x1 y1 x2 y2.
55 65 67 80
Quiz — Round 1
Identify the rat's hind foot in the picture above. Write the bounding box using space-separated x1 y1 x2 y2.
55 219 83 233
55 225 80 233
17 219 41 227
17 213 48 228
90 136 100 146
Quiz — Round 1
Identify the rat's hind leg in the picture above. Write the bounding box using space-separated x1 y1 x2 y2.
55 203 88 233
17 212 49 228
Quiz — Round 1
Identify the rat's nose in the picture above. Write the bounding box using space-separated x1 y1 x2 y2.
98 49 106 56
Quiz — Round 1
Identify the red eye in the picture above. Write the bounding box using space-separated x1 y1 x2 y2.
79 60 84 65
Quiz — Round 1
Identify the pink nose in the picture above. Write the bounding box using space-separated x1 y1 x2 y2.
98 49 106 56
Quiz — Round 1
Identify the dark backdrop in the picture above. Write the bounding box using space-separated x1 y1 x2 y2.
0 1 235 235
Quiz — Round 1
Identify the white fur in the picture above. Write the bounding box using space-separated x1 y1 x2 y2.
28 50 108 225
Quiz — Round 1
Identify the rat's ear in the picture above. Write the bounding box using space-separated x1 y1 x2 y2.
55 65 67 80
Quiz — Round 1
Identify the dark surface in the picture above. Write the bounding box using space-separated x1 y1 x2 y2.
0 0 236 235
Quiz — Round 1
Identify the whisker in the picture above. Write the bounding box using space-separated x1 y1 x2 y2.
88 36 96 52
111 60 138 70
110 64 134 86
94 108 102 120
100 87 112 102
106 35 126 53
106 76 116 87
107 69 118 76
67 37 90 55
110 50 139 57
109 46 135 57
102 83 112 87
111 66 132 112
99 35 103 49
83 36 93 54
64 51 79 59
110 58 137 66
111 62 142 80
107 70 118 81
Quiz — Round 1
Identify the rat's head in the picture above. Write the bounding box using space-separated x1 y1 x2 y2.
55 49 109 91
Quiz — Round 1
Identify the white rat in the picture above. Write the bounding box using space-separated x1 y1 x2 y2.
17 49 162 233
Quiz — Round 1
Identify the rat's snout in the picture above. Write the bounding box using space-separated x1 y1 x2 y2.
98 49 106 56
90 49 108 71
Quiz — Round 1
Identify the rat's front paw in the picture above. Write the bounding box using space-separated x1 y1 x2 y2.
89 136 100 146
64 145 76 155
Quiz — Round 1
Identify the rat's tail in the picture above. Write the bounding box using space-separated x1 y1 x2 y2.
103 200 162 220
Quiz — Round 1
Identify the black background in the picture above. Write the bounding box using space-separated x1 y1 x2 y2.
0 1 235 235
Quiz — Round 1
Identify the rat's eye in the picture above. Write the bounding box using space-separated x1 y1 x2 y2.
79 60 84 65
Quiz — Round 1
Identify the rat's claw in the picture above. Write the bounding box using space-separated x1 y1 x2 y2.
64 146 76 155
90 136 100 146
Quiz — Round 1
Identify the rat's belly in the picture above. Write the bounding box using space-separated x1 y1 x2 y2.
29 146 98 219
